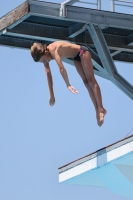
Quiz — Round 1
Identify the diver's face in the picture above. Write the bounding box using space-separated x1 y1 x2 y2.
39 52 52 63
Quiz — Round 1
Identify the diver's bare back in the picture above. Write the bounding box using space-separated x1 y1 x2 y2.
47 41 80 59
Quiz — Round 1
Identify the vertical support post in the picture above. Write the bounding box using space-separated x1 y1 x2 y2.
110 0 115 12
97 0 101 10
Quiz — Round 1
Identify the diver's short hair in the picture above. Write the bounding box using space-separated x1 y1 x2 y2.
30 42 47 62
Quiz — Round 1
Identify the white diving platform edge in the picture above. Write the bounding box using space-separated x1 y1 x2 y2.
58 134 133 198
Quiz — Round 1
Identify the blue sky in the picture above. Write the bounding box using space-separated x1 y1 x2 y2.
0 0 133 200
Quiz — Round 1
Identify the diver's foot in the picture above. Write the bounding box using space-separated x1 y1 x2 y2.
96 109 107 127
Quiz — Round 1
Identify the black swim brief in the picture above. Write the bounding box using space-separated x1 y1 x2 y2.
73 46 90 61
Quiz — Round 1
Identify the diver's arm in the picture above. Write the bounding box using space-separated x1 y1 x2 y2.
44 62 55 106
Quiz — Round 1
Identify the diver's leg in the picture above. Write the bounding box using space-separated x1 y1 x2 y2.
80 51 106 126
74 60 98 113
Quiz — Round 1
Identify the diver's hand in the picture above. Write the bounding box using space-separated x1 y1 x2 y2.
49 96 55 106
68 85 79 94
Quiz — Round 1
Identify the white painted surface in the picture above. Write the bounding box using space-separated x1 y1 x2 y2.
107 141 133 162
59 140 133 183
59 157 97 183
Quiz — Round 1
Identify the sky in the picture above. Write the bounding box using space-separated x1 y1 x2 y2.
0 0 133 200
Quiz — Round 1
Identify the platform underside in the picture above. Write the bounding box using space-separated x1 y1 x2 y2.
1 1 133 62
0 0 133 99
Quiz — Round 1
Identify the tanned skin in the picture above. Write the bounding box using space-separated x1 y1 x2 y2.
38 41 106 126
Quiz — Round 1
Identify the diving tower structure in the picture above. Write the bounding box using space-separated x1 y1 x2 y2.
0 0 133 99
58 134 133 198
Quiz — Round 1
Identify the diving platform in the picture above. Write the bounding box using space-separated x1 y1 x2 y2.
58 134 133 198
0 0 133 99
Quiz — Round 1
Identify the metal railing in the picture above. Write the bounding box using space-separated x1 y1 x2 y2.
60 0 101 17
60 0 133 17
77 0 101 10
110 0 133 12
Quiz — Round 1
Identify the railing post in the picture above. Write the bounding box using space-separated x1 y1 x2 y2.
110 0 115 12
97 0 101 10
